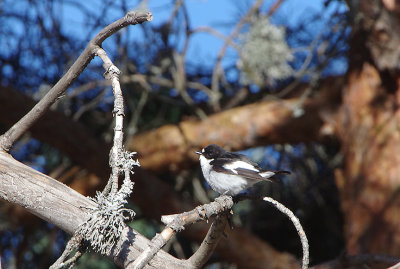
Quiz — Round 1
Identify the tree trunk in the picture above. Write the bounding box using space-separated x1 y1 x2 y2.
337 0 400 255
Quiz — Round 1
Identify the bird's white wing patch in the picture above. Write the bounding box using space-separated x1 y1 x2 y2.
223 161 259 173
260 171 275 178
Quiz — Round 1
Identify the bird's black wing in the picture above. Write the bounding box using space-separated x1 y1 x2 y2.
233 167 267 182
222 152 291 176
210 158 239 175
233 168 290 182
221 152 263 170
210 158 266 183
211 157 290 182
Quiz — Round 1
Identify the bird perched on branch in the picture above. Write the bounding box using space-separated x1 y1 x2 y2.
196 144 290 196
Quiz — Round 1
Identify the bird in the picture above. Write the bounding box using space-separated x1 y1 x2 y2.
196 144 290 196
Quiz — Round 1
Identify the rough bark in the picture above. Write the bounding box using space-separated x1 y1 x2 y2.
336 0 400 256
337 62 400 255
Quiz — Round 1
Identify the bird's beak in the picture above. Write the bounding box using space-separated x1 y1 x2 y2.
195 151 202 155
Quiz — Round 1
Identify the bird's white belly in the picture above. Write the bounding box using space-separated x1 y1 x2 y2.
207 171 250 195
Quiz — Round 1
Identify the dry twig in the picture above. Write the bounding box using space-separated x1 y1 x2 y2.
263 196 309 269
132 195 234 269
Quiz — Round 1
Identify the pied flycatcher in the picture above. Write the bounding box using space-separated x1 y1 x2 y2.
196 144 290 196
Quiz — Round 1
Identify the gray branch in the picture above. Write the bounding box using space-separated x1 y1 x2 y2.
133 195 234 269
0 152 187 268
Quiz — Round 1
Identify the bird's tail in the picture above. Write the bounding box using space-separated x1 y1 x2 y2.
260 170 290 179
274 170 291 175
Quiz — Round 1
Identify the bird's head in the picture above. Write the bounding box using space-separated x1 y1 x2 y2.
195 144 226 159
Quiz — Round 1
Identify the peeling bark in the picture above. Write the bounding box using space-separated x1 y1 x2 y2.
337 62 400 255
337 0 400 255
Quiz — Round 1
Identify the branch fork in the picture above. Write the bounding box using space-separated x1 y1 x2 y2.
45 11 151 268
132 195 234 269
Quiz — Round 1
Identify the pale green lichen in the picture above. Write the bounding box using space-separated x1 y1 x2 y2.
78 150 139 256
238 16 294 86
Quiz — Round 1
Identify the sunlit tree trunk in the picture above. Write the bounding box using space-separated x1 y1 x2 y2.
337 0 400 255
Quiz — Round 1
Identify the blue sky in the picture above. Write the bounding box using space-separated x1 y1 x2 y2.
150 0 327 67
3 0 344 79
55 0 329 68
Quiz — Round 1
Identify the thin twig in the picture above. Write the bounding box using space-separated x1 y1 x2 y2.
165 0 208 120
126 90 149 137
172 52 207 119
263 197 309 269
266 0 284 16
123 73 214 97
72 88 107 121
49 233 85 269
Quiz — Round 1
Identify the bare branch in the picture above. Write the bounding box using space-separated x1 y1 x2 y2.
53 39 141 266
95 46 126 196
263 197 309 269
187 213 229 268
131 227 177 269
49 234 85 269
133 196 234 269
3 10 154 268
266 0 284 16
171 52 207 119
0 11 152 152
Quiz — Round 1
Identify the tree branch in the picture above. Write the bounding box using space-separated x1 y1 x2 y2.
133 196 233 269
95 46 126 196
129 76 343 171
186 212 229 268
0 151 187 268
263 197 309 269
0 76 343 174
